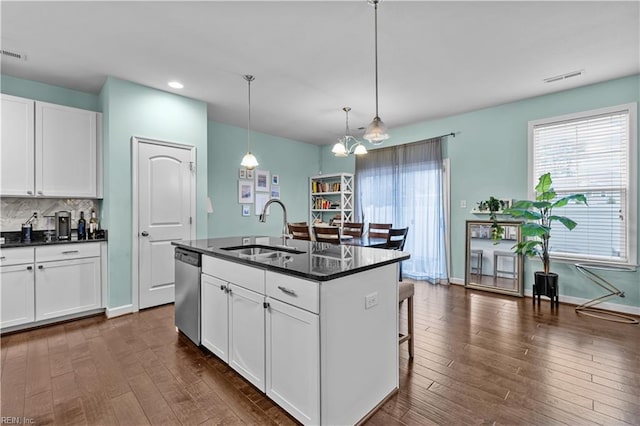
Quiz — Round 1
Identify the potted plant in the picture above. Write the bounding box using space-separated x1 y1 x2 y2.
477 196 507 243
502 173 587 304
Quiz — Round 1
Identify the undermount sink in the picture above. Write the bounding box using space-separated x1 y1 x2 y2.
221 244 305 256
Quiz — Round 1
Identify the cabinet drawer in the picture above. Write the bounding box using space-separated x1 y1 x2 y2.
36 242 100 262
0 247 35 266
266 271 319 314
203 256 265 294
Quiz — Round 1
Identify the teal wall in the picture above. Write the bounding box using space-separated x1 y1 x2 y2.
1 74 100 111
322 74 640 309
99 77 208 308
207 121 320 237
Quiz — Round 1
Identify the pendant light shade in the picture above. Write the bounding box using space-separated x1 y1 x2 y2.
240 75 259 170
364 0 389 145
332 107 368 157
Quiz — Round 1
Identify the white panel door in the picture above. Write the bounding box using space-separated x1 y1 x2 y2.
1 95 34 196
35 101 97 197
35 257 101 321
228 283 266 392
0 264 35 328
201 273 229 362
266 297 320 425
138 142 193 309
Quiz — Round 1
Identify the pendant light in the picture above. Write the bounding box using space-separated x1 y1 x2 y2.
363 0 389 145
332 107 368 157
240 74 259 170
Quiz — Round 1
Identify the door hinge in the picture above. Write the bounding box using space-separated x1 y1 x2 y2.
189 216 192 224
189 162 195 172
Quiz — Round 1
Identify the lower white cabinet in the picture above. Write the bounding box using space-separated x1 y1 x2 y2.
0 264 35 328
228 283 266 392
0 243 103 331
201 273 229 362
265 297 319 425
35 257 101 321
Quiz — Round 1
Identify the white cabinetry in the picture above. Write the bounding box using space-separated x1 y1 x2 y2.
0 95 102 198
265 297 319 424
0 243 103 331
35 101 98 198
0 247 36 328
228 283 266 392
199 253 397 425
0 95 35 196
309 173 354 226
201 273 229 362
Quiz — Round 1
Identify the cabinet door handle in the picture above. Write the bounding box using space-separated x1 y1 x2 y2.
277 286 297 297
227 288 232 295
141 231 149 237
263 301 270 309
0 256 5 260
62 250 80 255
38 265 44 269
27 266 33 271
27 190 33 195
220 284 225 291
37 191 43 195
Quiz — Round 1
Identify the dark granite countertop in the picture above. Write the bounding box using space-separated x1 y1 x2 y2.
1 230 108 248
173 236 410 282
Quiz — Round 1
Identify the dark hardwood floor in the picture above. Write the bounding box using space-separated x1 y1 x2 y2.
1 281 639 425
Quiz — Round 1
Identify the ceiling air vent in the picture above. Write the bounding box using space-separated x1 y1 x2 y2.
1 49 27 61
543 70 583 83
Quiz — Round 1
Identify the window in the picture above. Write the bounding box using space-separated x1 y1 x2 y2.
529 103 637 266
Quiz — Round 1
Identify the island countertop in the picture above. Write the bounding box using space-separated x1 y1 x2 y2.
173 236 409 281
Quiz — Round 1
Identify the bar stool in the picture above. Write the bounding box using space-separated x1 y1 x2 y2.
470 249 483 275
398 281 414 359
493 250 517 279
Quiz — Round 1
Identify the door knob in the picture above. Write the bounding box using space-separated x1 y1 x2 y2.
141 231 149 237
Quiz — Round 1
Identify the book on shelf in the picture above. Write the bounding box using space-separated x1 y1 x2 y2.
311 181 341 193
314 198 341 209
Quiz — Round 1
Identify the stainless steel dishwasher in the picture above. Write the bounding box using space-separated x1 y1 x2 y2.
174 248 201 345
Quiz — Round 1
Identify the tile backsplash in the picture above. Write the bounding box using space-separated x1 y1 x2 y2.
1 198 99 231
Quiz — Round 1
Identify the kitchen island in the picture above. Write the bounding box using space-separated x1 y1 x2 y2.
173 236 409 426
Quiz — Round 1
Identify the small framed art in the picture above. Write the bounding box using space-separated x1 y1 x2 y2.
255 170 270 192
242 205 250 216
238 180 254 204
272 174 280 185
239 168 246 179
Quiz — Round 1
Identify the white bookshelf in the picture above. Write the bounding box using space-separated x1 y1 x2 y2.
309 173 354 227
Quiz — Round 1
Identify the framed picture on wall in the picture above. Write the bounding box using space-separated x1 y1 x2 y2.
255 170 270 192
247 169 254 179
242 205 250 216
255 192 270 215
238 180 254 204
271 185 280 199
239 168 246 179
272 174 280 185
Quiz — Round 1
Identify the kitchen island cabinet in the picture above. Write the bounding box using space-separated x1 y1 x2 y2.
175 236 409 426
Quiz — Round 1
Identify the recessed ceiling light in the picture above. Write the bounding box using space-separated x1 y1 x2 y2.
168 81 184 89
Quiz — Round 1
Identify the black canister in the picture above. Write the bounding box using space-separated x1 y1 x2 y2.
21 223 32 242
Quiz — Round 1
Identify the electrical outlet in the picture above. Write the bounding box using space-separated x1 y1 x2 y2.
365 292 378 310
460 200 467 208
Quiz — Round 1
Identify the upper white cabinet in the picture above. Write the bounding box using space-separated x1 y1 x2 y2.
0 95 102 198
1 95 35 196
35 101 98 198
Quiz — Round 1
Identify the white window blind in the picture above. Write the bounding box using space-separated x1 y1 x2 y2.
530 103 637 265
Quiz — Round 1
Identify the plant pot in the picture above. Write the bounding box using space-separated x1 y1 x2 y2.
533 271 559 306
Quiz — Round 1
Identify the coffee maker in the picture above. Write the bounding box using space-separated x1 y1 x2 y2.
55 211 72 240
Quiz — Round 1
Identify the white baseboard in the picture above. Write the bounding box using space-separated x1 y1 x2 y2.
106 304 133 318
449 276 639 316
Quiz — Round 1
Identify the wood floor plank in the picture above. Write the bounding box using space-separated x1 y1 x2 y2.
110 391 151 426
23 389 55 425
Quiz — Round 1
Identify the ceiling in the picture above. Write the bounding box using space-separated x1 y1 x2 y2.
2 1 638 146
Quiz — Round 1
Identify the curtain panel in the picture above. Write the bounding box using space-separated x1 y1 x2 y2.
355 138 448 282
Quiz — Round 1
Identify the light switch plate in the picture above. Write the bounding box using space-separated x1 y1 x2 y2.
365 292 378 310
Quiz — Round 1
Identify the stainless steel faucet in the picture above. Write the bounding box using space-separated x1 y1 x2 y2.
259 199 289 245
